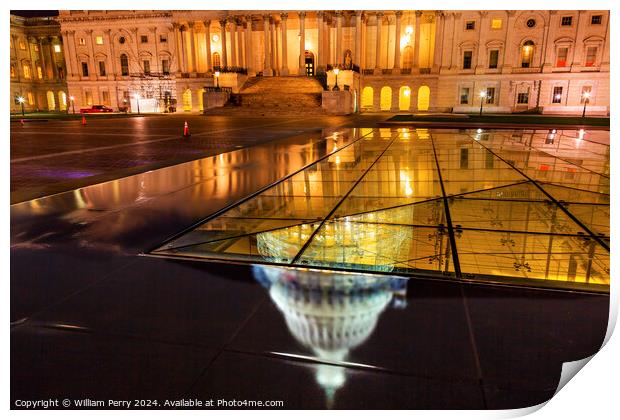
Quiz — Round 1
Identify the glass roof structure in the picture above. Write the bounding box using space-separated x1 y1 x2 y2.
152 127 610 292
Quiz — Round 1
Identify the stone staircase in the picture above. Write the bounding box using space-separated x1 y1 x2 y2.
205 76 326 115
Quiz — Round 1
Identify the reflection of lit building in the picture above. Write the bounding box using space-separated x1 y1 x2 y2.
253 265 407 407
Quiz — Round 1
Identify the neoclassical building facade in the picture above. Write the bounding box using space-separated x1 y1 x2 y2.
12 10 611 115
10 14 69 113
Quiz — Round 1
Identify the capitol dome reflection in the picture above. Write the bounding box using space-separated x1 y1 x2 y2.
253 265 408 407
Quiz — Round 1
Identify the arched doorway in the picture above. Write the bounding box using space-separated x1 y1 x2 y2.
361 86 373 110
304 51 315 76
521 40 535 68
399 86 411 111
417 86 430 111
212 52 221 69
182 89 192 112
58 91 67 111
380 86 392 111
197 88 205 112
46 90 56 111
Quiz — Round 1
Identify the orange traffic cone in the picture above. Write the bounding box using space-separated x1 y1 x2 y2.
81 114 86 125
183 121 191 137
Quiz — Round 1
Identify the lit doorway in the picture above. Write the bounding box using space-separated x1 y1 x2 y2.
305 51 315 76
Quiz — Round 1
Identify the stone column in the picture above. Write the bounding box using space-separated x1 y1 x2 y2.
280 13 289 75
220 19 228 68
336 11 343 65
501 11 516 73
61 31 74 77
237 19 244 67
413 11 422 70
475 11 489 73
269 18 276 72
86 30 97 79
204 20 212 72
229 18 237 67
49 37 59 79
542 12 557 71
393 11 403 73
37 37 47 80
600 12 610 71
188 22 197 73
105 29 115 77
245 16 255 75
316 12 323 72
324 15 330 64
180 26 189 73
571 11 586 68
451 12 463 71
263 15 272 76
173 23 183 73
432 11 444 73
298 11 306 75
354 11 362 68
374 13 383 73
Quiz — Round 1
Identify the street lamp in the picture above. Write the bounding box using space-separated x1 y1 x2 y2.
134 93 141 115
69 95 75 114
214 71 220 89
333 68 340 91
479 90 487 116
17 96 25 116
582 91 590 118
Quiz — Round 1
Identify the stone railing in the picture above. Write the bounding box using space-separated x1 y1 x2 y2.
213 66 247 75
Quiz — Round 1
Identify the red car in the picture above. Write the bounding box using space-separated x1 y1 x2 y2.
80 105 114 113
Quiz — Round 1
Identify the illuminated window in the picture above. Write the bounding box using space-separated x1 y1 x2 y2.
19 40 26 50
79 38 86 46
465 20 475 30
561 16 573 26
33 44 39 52
491 19 502 29
591 15 602 25
37 66 43 79
521 40 534 68
120 54 129 76
462 51 473 69
399 86 411 111
10 64 15 78
552 86 563 103
585 46 598 67
379 86 392 111
54 44 61 53
489 50 499 68
27 92 34 105
361 86 373 109
85 90 93 106
556 47 568 67
212 52 221 68
460 87 470 104
95 36 104 45
486 87 495 104
22 64 31 79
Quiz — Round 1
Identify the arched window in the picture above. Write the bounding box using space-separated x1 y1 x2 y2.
58 91 67 111
46 90 56 111
399 86 411 111
521 40 535 68
120 54 129 76
380 86 392 111
212 52 221 69
402 46 413 70
417 86 430 111
22 63 31 79
361 86 373 109
182 89 192 112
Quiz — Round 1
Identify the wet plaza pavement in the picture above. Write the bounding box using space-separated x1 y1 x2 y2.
10 125 609 409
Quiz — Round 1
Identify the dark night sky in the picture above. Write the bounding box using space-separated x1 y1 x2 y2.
11 10 59 17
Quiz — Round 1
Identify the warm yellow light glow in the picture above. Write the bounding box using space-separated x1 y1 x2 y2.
53 44 61 53
69 95 75 101
333 68 339 75
403 88 410 97
491 19 502 29
212 34 219 42
214 71 220 77
479 91 487 98
405 25 413 35
17 96 25 104
578 129 586 140
583 91 591 99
